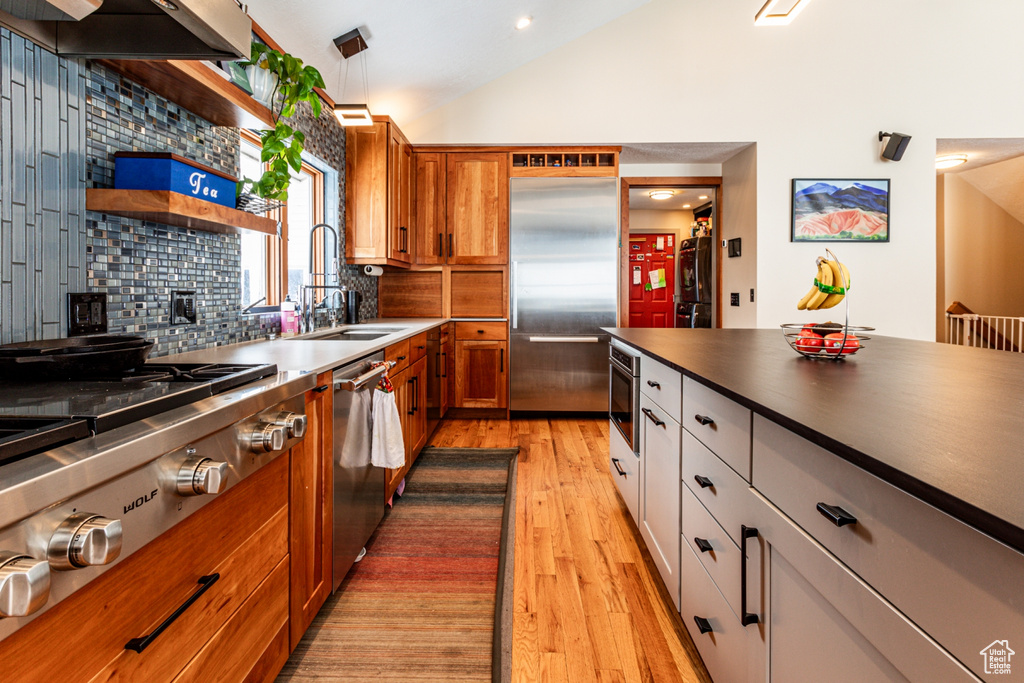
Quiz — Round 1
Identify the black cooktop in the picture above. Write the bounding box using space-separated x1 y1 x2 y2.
0 362 277 466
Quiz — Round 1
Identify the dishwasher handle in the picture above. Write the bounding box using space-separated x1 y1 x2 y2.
335 361 396 392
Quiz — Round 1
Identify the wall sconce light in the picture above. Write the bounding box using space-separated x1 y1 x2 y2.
333 28 374 127
879 131 912 161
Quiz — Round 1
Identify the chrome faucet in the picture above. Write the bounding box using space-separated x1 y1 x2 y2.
300 223 343 334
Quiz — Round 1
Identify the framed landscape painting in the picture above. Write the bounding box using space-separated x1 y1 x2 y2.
791 179 890 242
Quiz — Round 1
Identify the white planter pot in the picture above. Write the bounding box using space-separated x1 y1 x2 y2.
246 65 280 109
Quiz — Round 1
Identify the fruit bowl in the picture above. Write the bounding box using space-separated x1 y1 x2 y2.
781 323 874 360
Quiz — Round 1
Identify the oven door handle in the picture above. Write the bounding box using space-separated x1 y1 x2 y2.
335 361 396 392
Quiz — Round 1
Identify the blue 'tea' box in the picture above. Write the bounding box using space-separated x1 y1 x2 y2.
114 152 238 209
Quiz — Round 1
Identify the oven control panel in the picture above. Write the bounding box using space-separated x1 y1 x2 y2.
0 394 305 640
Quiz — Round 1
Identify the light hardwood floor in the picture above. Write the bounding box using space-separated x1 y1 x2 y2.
427 418 712 683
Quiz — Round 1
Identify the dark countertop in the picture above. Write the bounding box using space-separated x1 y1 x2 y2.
603 328 1024 555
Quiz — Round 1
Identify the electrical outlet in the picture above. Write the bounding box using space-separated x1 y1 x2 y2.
68 293 107 336
731 293 740 307
750 288 755 302
171 290 198 325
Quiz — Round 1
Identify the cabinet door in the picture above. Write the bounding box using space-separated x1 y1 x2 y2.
345 121 389 261
442 327 454 415
414 152 446 265
385 368 410 502
289 371 334 650
411 356 428 456
388 130 412 264
638 393 681 608
446 153 508 265
455 339 507 408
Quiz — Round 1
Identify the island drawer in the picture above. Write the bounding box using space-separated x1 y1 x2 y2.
753 414 1024 680
609 421 639 522
682 428 751 548
683 376 751 480
680 536 750 683
455 321 506 340
385 338 411 374
640 354 681 420
682 483 743 620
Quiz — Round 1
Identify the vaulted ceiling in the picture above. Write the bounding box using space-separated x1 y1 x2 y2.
245 0 651 128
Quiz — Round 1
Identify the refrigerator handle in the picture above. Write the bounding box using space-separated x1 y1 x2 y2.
511 261 518 330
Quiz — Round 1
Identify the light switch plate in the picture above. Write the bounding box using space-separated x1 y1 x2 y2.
68 293 107 336
171 290 198 325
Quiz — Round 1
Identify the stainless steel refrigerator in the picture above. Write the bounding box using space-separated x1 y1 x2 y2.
510 177 619 412
675 236 713 328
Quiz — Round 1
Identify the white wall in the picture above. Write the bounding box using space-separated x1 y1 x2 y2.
405 0 1024 340
629 208 692 245
722 144 757 328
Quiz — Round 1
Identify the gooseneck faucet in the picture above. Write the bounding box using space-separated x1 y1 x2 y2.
301 223 344 334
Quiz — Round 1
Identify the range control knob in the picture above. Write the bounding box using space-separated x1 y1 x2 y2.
247 422 286 454
176 455 230 496
0 551 51 618
270 411 307 439
47 512 123 571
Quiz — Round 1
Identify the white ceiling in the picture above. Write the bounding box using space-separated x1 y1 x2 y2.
629 187 715 211
956 155 1024 226
245 0 651 128
936 138 1024 174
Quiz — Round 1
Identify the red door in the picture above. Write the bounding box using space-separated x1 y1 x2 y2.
627 233 676 328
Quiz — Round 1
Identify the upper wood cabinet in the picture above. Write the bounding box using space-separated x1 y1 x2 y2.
345 117 412 267
446 153 509 265
413 152 447 266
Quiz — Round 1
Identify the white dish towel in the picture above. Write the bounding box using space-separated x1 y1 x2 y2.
371 385 406 469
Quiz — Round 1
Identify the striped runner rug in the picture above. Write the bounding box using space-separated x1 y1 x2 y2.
278 447 519 682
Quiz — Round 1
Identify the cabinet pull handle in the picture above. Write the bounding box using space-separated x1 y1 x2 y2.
418 345 425 350
500 348 504 373
693 474 713 489
694 414 715 426
816 503 857 527
647 380 660 389
693 616 713 635
313 384 330 394
740 525 760 626
125 573 219 653
612 458 627 477
408 377 416 415
397 355 406 361
477 329 485 334
448 234 453 258
641 407 664 427
437 232 442 258
693 537 713 553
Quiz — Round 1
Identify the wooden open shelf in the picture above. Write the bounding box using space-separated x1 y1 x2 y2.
97 59 275 130
509 147 619 177
87 189 279 236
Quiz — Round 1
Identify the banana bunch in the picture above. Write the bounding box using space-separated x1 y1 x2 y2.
797 257 850 311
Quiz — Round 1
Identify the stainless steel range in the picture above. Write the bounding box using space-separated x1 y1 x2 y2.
0 361 314 641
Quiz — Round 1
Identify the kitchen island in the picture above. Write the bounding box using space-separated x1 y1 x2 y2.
604 327 1024 682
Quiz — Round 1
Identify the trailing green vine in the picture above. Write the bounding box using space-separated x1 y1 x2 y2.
238 42 326 202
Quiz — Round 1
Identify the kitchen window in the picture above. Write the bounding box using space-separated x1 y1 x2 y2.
239 132 330 309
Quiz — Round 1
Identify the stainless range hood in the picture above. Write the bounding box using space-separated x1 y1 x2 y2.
0 0 251 59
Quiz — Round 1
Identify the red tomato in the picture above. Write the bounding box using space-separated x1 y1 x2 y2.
823 332 860 355
795 329 823 352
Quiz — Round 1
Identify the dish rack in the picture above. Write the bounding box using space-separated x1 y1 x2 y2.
780 248 874 361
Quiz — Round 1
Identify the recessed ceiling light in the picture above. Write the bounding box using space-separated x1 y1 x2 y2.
698 195 709 200
515 16 532 30
754 0 813 26
935 154 969 169
682 204 692 208
649 190 675 200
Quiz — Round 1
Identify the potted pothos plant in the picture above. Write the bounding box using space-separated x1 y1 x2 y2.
237 42 326 208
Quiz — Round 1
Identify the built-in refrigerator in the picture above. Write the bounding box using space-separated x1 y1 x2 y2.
510 177 619 412
675 236 713 328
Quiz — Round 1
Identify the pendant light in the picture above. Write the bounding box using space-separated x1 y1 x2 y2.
332 28 373 127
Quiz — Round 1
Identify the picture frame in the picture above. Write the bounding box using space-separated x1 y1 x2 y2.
791 179 890 242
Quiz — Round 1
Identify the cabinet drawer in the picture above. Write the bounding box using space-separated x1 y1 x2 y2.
639 394 680 608
682 484 742 620
640 354 681 420
385 338 411 374
682 428 751 548
455 321 506 340
409 332 428 362
680 538 750 683
683 376 751 480
609 423 639 523
0 456 289 682
753 415 1024 681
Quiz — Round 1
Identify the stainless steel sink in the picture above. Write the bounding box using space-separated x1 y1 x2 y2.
289 327 407 342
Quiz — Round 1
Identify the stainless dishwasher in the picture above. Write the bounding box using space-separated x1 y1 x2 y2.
332 352 388 591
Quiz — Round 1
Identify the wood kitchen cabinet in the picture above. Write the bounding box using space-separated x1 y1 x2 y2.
446 153 508 265
454 339 507 409
414 151 447 265
288 372 333 651
345 116 412 267
384 352 428 501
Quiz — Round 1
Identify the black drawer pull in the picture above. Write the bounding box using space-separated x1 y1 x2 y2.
125 573 219 653
740 525 760 626
693 474 714 489
694 414 715 426
817 503 857 527
693 616 713 635
612 458 627 477
647 380 660 389
437 233 443 258
313 384 330 394
694 537 713 553
397 355 406 361
641 407 664 427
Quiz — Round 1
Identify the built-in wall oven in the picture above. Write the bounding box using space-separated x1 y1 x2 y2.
608 339 641 453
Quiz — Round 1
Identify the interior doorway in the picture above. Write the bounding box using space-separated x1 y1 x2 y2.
619 177 722 328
